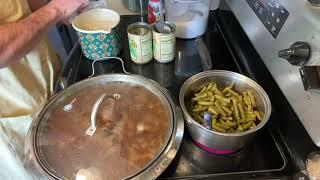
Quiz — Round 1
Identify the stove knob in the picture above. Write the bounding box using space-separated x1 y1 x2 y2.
278 42 311 66
308 0 320 6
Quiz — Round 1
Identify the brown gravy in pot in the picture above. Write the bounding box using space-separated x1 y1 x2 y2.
37 85 170 179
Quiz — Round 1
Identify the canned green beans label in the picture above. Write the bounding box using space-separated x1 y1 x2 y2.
128 31 153 64
153 33 175 63
129 38 138 60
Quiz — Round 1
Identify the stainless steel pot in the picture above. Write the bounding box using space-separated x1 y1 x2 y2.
25 74 184 180
179 70 271 152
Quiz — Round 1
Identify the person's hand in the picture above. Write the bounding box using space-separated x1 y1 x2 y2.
49 0 89 23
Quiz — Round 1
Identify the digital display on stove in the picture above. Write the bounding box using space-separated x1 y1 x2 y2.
246 0 289 38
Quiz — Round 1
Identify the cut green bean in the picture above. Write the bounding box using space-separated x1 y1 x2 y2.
242 121 253 130
230 105 235 111
206 91 215 103
216 122 230 130
254 111 261 120
193 113 204 124
245 111 254 115
221 105 233 115
246 114 256 120
243 96 250 106
194 92 207 98
214 90 223 96
237 125 244 132
192 97 211 102
247 90 256 108
199 86 206 94
219 120 229 127
232 99 240 121
221 116 233 121
219 98 229 105
259 111 264 119
226 120 237 126
239 117 255 123
208 106 219 115
214 94 231 103
226 88 240 97
212 118 217 125
207 91 214 97
198 101 215 106
220 119 237 128
237 103 246 120
192 106 208 112
212 124 227 133
223 87 231 94
205 83 213 92
217 99 229 107
228 128 237 133
215 102 227 117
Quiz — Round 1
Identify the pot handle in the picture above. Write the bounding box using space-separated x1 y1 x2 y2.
52 77 69 96
57 77 68 90
85 93 120 136
89 57 131 78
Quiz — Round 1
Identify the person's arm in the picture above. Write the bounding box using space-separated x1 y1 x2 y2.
27 0 47 12
0 0 88 68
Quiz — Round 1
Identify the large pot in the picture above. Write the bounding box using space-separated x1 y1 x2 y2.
25 74 184 180
179 70 271 153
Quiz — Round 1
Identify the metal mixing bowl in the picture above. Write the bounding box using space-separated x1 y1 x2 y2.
179 70 271 152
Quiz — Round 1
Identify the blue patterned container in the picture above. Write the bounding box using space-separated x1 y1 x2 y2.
72 9 121 60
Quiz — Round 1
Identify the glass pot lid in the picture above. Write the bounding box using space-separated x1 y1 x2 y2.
32 75 174 180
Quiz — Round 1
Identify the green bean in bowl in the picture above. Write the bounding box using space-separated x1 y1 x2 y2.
186 82 264 133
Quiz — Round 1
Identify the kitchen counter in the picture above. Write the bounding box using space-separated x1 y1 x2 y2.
57 11 314 179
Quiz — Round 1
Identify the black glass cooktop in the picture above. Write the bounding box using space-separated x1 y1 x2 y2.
59 13 287 179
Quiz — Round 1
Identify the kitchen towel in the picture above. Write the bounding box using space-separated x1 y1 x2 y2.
0 0 61 179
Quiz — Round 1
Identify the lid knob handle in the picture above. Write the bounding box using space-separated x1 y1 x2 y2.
86 93 120 136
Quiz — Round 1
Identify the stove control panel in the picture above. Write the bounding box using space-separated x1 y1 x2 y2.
246 0 289 38
226 0 320 146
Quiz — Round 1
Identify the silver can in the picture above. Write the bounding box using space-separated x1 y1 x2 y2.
152 22 176 63
127 22 153 64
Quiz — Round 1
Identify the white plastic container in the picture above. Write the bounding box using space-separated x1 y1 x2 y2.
165 0 215 39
